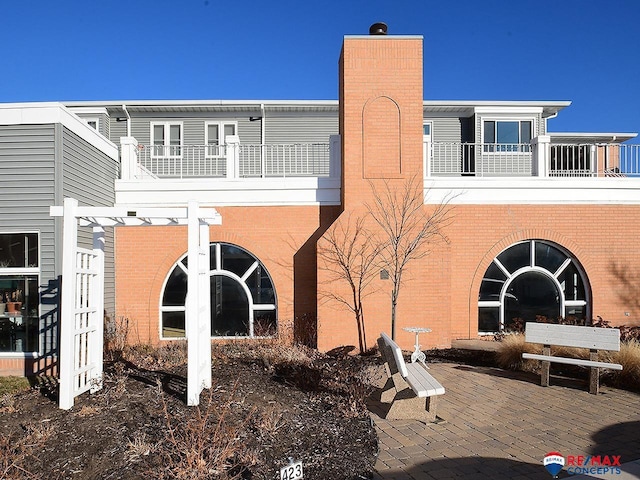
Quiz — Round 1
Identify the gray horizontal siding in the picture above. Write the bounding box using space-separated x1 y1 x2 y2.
62 126 119 317
0 124 56 283
0 124 58 357
428 117 464 143
109 112 264 146
109 117 127 142
264 112 338 144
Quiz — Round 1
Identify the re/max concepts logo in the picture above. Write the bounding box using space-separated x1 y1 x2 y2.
543 452 622 477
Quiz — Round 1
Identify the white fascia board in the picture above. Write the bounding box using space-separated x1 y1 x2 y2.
64 99 339 108
114 177 341 207
0 102 118 159
67 106 109 115
424 178 640 205
343 34 423 40
548 132 638 143
474 106 544 115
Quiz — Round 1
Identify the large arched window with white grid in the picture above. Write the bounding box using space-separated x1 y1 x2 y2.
160 242 277 338
478 240 590 333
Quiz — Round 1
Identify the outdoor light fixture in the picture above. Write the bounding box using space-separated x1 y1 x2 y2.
380 269 389 280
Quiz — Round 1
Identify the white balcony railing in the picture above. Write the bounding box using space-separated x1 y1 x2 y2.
120 137 640 181
425 140 640 178
128 142 333 179
429 143 532 177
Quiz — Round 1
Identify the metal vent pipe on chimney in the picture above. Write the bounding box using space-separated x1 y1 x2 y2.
369 22 388 35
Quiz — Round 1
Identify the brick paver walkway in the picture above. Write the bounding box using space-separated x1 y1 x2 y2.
368 362 640 479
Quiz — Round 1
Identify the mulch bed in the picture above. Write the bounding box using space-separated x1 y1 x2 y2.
0 344 381 480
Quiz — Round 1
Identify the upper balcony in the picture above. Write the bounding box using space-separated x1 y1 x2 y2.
136 143 333 179
121 135 639 181
115 134 640 207
425 138 640 178
116 135 342 207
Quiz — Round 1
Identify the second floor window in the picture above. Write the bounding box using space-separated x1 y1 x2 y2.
205 122 236 157
152 123 182 157
483 120 532 152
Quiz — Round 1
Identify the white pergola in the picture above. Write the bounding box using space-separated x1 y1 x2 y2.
50 197 222 409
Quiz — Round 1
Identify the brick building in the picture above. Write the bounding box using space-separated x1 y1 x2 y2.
1 25 639 375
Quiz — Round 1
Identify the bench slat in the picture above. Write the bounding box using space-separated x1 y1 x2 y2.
405 363 445 397
525 323 620 351
522 353 623 370
380 331 409 377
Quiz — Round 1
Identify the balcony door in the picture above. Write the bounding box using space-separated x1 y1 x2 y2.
423 122 432 176
205 122 237 177
152 122 182 158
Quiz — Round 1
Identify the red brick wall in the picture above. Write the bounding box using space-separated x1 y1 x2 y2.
318 35 448 352
317 202 640 352
340 36 424 206
0 356 56 377
317 33 640 353
115 205 340 345
448 204 640 339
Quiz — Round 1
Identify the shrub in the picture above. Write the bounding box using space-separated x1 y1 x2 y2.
154 381 256 480
104 315 130 361
602 339 640 390
495 334 540 372
0 421 52 479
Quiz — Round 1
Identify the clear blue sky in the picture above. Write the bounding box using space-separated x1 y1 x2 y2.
2 0 639 138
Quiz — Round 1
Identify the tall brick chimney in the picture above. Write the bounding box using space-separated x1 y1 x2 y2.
338 23 424 208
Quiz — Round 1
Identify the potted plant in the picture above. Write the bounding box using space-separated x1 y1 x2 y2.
6 289 22 313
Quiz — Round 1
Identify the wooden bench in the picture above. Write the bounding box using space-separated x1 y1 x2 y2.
377 332 445 422
522 323 623 394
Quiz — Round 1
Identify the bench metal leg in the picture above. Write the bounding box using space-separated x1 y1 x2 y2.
541 345 551 387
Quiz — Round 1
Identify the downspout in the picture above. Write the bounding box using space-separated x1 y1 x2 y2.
261 103 266 178
545 112 558 135
260 103 266 145
122 104 131 137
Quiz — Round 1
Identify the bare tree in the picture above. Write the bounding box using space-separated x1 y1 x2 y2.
367 175 454 340
317 212 381 352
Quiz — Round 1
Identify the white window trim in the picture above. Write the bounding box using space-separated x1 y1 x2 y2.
0 231 41 357
423 121 433 177
478 240 589 333
481 117 537 149
84 117 99 131
422 121 433 141
150 121 184 158
205 121 238 144
159 242 276 340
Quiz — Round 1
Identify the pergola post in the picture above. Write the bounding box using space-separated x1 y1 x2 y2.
90 226 105 393
186 201 212 405
58 198 79 410
199 221 212 390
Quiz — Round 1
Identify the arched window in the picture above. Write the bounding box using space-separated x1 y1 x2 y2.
478 240 589 333
160 243 277 338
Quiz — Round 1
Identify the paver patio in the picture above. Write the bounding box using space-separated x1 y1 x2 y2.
368 362 640 479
